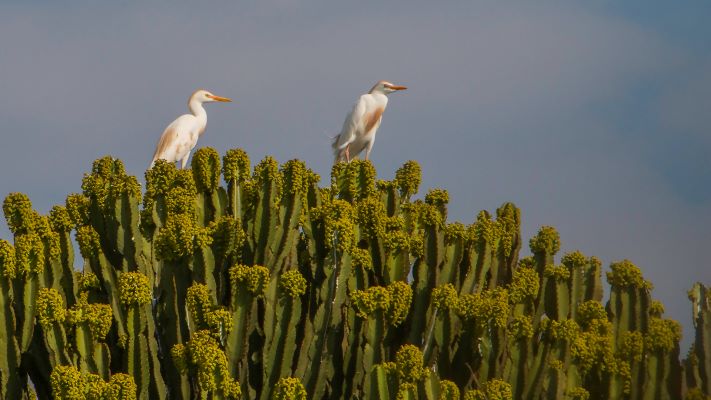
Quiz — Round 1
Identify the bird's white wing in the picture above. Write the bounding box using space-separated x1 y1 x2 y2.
151 114 195 166
332 95 369 153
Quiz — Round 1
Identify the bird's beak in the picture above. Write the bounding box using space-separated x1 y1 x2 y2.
389 85 407 91
207 94 233 102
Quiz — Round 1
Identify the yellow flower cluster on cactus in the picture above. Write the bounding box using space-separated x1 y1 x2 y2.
419 203 443 228
575 301 607 330
76 225 101 259
186 284 233 338
458 288 510 328
509 315 534 340
65 193 90 227
3 192 37 234
0 239 16 279
191 147 222 192
566 387 590 400
508 266 539 304
164 186 197 216
549 359 564 370
606 260 652 290
388 281 413 324
145 159 178 196
50 364 137 400
352 286 389 317
470 211 499 248
395 344 427 383
67 292 113 340
155 213 204 261
650 300 665 317
495 203 519 237
349 247 373 271
376 178 397 192
142 161 197 230
545 318 580 342
310 198 355 252
118 271 151 307
543 264 571 281
15 232 45 276
384 230 411 253
209 216 246 258
570 319 616 375
529 226 560 256
279 269 308 298
444 222 466 244
561 250 588 268
439 380 460 400
425 188 449 208
331 159 377 201
400 201 423 229
409 234 425 259
464 379 513 400
394 160 421 198
396 383 417 400
49 205 73 233
282 159 319 200
81 157 141 211
36 287 66 327
618 331 644 362
50 365 84 400
76 271 100 291
171 330 241 399
351 281 412 326
230 264 270 296
253 156 284 206
272 377 308 400
223 148 251 183
355 197 387 239
645 317 682 353
431 283 459 312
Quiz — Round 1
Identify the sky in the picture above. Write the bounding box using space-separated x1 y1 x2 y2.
0 0 709 349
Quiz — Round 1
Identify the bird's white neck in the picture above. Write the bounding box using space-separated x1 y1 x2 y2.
189 99 207 119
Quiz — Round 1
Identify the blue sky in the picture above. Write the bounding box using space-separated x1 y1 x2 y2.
0 0 709 348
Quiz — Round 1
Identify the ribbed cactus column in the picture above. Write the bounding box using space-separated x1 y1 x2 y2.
686 283 711 397
0 239 22 398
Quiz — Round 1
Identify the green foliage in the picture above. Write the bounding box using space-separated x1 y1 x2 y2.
0 149 704 399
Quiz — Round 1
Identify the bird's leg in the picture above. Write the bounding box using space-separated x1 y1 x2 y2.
345 145 351 163
364 141 373 161
180 153 191 169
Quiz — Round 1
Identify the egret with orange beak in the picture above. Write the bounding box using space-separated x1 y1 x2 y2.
332 80 407 163
150 89 232 169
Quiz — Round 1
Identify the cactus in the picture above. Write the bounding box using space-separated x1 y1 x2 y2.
0 148 708 399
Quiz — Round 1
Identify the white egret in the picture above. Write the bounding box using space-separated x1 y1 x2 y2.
150 89 232 169
332 80 407 163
